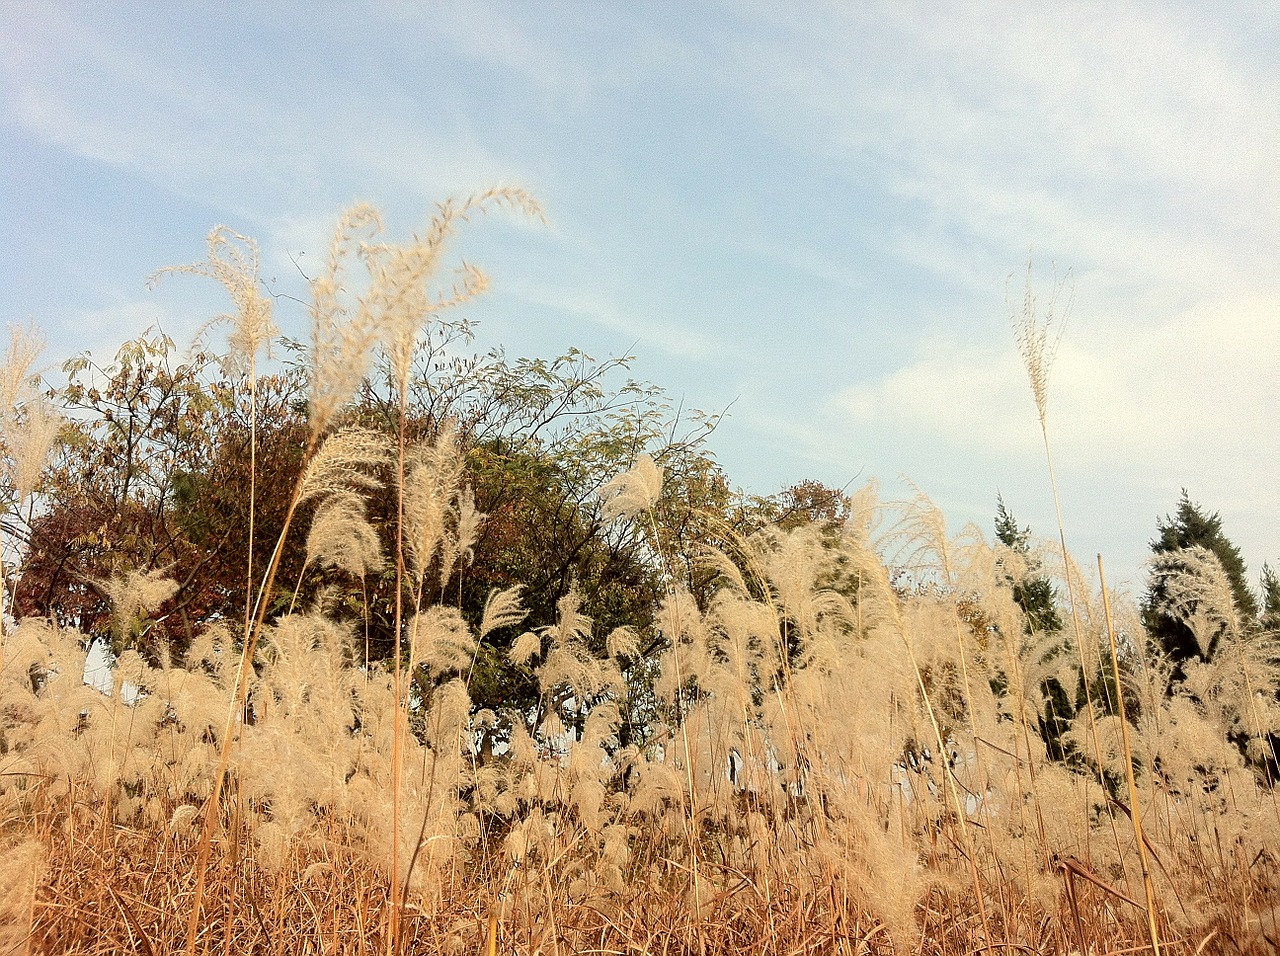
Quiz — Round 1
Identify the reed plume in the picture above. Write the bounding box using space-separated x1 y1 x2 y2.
9 217 1279 956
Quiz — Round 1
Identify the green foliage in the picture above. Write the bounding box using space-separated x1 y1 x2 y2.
1261 562 1280 634
994 494 1063 635
993 495 1076 763
18 324 733 734
1142 490 1258 681
333 332 732 728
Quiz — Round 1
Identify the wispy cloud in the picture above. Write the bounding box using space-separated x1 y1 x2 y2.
831 291 1278 464
688 0 1280 577
376 0 595 105
3 4 535 226
721 1 1280 298
815 288 1279 577
505 281 715 359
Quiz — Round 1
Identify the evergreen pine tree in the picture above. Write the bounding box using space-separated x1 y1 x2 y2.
1260 562 1280 634
1142 490 1258 682
995 494 1063 635
995 495 1071 761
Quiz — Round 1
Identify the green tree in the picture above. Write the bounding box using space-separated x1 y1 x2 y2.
1260 563 1280 634
1142 490 1258 682
18 327 731 745
340 337 729 719
1257 563 1280 780
994 494 1063 635
993 495 1074 761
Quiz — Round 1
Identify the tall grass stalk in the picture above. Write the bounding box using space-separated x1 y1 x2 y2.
149 228 277 640
185 463 312 955
376 188 540 954
1011 263 1123 864
149 230 293 956
603 454 708 948
889 490 1009 944
180 208 393 952
1098 553 1162 955
899 613 994 949
12 216 1280 956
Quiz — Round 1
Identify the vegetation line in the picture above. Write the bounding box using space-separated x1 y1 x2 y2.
1 219 1276 956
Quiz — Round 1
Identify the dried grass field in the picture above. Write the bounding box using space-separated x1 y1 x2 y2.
1 200 1277 954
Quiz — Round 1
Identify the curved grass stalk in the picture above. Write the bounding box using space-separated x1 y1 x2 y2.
184 460 313 955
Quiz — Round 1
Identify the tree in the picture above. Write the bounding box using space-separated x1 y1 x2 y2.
993 495 1074 761
749 479 854 535
17 327 731 741
13 331 265 653
994 494 1062 635
1261 563 1280 634
336 336 730 724
1142 490 1258 682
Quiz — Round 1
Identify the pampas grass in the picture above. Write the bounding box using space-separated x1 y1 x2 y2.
1 323 60 651
2 222 1277 956
6 511 1280 953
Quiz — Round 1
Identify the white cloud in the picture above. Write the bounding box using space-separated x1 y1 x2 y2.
692 1 1279 576
375 0 595 105
832 292 1278 466
722 1 1280 296
834 345 1032 455
505 281 715 359
711 289 1275 586
2 5 536 226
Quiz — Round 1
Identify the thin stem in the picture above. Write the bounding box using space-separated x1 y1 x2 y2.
1041 423 1127 872
646 507 705 953
387 375 409 956
245 362 258 638
185 443 313 956
1098 553 1162 956
900 622 994 952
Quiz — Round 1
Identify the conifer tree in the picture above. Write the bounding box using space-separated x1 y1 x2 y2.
994 494 1062 635
1261 562 1280 634
1142 490 1258 681
994 495 1073 760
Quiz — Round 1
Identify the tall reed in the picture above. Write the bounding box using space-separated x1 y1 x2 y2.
1010 265 1118 838
4 223 1278 956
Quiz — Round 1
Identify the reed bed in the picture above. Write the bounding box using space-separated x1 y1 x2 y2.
1 204 1277 955
3 505 1277 954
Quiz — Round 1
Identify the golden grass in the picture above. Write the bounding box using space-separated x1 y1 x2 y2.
3 218 1278 956
18 802 1277 955
5 521 1278 956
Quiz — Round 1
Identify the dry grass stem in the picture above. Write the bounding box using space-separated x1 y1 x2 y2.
4 218 1275 956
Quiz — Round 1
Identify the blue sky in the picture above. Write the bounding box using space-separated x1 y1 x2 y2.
2 0 1277 594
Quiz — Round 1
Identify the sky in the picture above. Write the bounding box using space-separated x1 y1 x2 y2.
2 0 1277 597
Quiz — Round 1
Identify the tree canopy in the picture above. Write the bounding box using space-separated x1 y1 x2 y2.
1142 489 1259 683
994 494 1063 636
14 325 748 722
